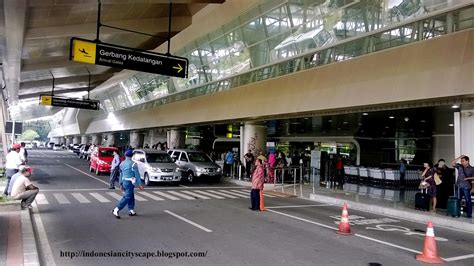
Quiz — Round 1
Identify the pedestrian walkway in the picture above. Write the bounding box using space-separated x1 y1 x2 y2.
28 155 77 158
34 189 286 206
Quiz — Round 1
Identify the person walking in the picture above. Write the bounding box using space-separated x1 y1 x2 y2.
11 166 38 210
4 144 24 195
224 150 234 177
451 155 473 218
399 159 407 187
244 151 254 180
108 150 121 189
249 159 264 211
112 150 144 219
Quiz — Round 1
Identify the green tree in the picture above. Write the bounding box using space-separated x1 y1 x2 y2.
21 129 40 141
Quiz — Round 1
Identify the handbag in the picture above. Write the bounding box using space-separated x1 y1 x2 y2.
419 181 430 189
434 173 442 185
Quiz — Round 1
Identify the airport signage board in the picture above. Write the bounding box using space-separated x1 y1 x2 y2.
70 38 188 78
39 95 100 110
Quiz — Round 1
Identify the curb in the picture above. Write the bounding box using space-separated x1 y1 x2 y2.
309 193 474 233
21 209 40 266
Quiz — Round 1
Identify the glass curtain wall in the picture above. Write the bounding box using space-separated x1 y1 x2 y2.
99 0 467 112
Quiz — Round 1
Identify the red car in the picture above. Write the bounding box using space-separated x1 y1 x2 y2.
89 147 120 175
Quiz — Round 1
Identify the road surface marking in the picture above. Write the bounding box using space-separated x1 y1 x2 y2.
89 193 110 203
138 191 164 201
166 191 195 200
71 193 90 203
192 190 225 199
217 190 248 198
180 191 211 199
63 163 109 185
206 190 238 199
106 192 123 201
30 204 56 266
53 193 70 204
443 254 474 262
179 185 190 188
35 194 49 205
134 194 148 201
164 210 212 233
266 204 332 209
153 191 180 200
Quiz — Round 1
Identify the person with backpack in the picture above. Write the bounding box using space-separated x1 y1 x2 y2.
112 150 144 219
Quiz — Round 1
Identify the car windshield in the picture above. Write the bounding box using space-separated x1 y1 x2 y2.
146 153 173 163
100 150 115 157
188 152 212 163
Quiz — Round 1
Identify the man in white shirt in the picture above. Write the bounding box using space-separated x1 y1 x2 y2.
19 142 28 163
3 143 24 195
11 166 38 210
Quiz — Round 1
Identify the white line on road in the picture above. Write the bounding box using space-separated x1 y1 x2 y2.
443 254 474 262
166 191 196 200
89 193 111 203
153 191 180 200
63 164 109 186
180 190 211 200
164 210 212 233
138 191 164 201
206 190 238 199
106 192 123 201
191 190 225 199
179 185 190 188
134 194 148 201
266 204 333 209
217 190 248 198
35 194 49 205
71 193 91 203
53 193 70 204
268 209 425 257
31 204 56 266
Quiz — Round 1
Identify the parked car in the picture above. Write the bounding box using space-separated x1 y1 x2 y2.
89 146 119 175
168 149 222 183
79 144 91 159
47 142 54 149
86 144 96 161
53 144 62 151
72 144 83 155
132 149 181 186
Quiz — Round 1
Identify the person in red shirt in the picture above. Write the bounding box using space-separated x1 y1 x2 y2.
250 159 264 211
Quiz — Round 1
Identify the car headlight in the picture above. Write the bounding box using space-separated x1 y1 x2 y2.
151 167 161 172
175 168 181 173
196 167 204 172
216 167 222 173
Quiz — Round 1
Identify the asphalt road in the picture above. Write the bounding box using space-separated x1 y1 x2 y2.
28 149 474 265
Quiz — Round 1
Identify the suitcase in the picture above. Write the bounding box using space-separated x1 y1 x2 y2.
447 196 461 217
415 189 430 211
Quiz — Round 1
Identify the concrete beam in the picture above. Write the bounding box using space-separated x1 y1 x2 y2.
20 73 112 89
21 56 86 72
28 0 225 6
25 17 192 39
18 86 97 100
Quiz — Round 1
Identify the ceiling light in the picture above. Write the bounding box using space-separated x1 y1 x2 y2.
385 126 389 129
362 113 368 116
343 121 348 124
451 105 459 109
449 123 454 127
389 116 395 119
328 120 333 123
420 120 426 123
404 117 409 122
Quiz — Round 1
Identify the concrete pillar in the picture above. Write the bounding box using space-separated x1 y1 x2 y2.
455 109 474 158
106 133 115 147
61 137 67 145
130 131 144 149
241 122 267 162
65 137 73 146
73 136 81 144
167 128 186 149
91 134 102 145
81 135 89 145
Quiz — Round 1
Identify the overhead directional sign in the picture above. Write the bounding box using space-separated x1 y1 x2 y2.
39 95 100 110
70 37 188 78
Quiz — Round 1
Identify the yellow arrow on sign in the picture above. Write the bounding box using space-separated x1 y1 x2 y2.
173 64 183 73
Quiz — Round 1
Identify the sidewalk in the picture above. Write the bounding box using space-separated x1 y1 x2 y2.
227 178 474 233
0 180 40 266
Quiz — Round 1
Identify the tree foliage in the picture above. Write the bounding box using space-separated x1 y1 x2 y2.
21 129 40 141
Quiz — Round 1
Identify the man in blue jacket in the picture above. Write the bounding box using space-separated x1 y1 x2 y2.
112 150 144 219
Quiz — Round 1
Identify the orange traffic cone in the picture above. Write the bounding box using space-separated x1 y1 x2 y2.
337 203 353 235
416 222 444 264
259 190 267 211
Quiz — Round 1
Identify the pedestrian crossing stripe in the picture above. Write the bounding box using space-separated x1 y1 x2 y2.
34 189 285 205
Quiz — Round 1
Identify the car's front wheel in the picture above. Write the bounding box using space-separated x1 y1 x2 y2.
144 173 150 186
186 172 194 183
95 167 100 175
89 164 93 172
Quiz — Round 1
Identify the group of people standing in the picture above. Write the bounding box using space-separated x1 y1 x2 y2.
415 155 473 218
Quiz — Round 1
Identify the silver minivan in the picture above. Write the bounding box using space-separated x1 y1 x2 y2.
168 149 222 183
132 149 181 186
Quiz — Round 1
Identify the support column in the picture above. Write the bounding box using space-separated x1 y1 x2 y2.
106 133 115 147
241 122 267 162
65 137 73 146
129 131 142 149
73 136 81 144
61 137 66 145
167 128 186 149
91 134 102 145
81 135 89 145
456 109 474 158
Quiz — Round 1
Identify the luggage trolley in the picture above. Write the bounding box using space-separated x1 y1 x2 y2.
358 167 369 184
344 166 359 183
368 168 385 187
384 169 400 187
